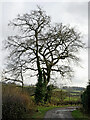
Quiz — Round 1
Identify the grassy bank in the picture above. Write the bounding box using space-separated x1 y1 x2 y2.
72 110 90 120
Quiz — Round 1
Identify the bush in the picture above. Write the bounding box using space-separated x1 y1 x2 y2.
81 80 90 113
52 90 67 103
50 96 81 106
2 84 35 120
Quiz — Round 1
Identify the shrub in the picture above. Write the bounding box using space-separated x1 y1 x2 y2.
81 80 90 113
2 84 35 120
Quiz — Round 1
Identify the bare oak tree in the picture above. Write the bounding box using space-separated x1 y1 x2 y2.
39 23 84 85
4 6 50 87
4 6 84 102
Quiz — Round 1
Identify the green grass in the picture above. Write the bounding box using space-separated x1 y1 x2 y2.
54 96 80 100
71 90 81 93
72 110 90 120
64 96 80 101
32 105 80 119
53 88 67 92
32 106 58 118
24 104 79 119
24 105 59 119
51 96 80 102
23 105 57 119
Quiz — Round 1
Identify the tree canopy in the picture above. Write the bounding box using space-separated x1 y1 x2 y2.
4 6 85 103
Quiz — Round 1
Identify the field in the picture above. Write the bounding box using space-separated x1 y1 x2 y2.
22 85 83 106
18 85 84 105
48 87 83 106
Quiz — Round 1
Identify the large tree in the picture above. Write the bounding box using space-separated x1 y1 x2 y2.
4 6 84 103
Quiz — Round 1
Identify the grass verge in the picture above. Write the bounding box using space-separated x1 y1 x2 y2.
31 104 80 119
72 110 90 120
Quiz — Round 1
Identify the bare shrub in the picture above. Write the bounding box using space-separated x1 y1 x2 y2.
2 84 35 119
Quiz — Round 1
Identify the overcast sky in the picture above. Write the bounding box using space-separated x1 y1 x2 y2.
0 1 89 87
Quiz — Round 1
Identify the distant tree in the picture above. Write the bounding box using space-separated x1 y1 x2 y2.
4 6 84 103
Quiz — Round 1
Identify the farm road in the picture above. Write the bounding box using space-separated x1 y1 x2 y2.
44 106 78 120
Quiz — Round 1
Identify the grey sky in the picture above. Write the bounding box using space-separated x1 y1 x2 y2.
1 1 88 87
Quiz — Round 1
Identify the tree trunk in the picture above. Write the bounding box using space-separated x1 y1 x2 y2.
20 65 24 92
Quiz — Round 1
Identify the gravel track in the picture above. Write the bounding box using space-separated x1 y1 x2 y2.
44 106 78 120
